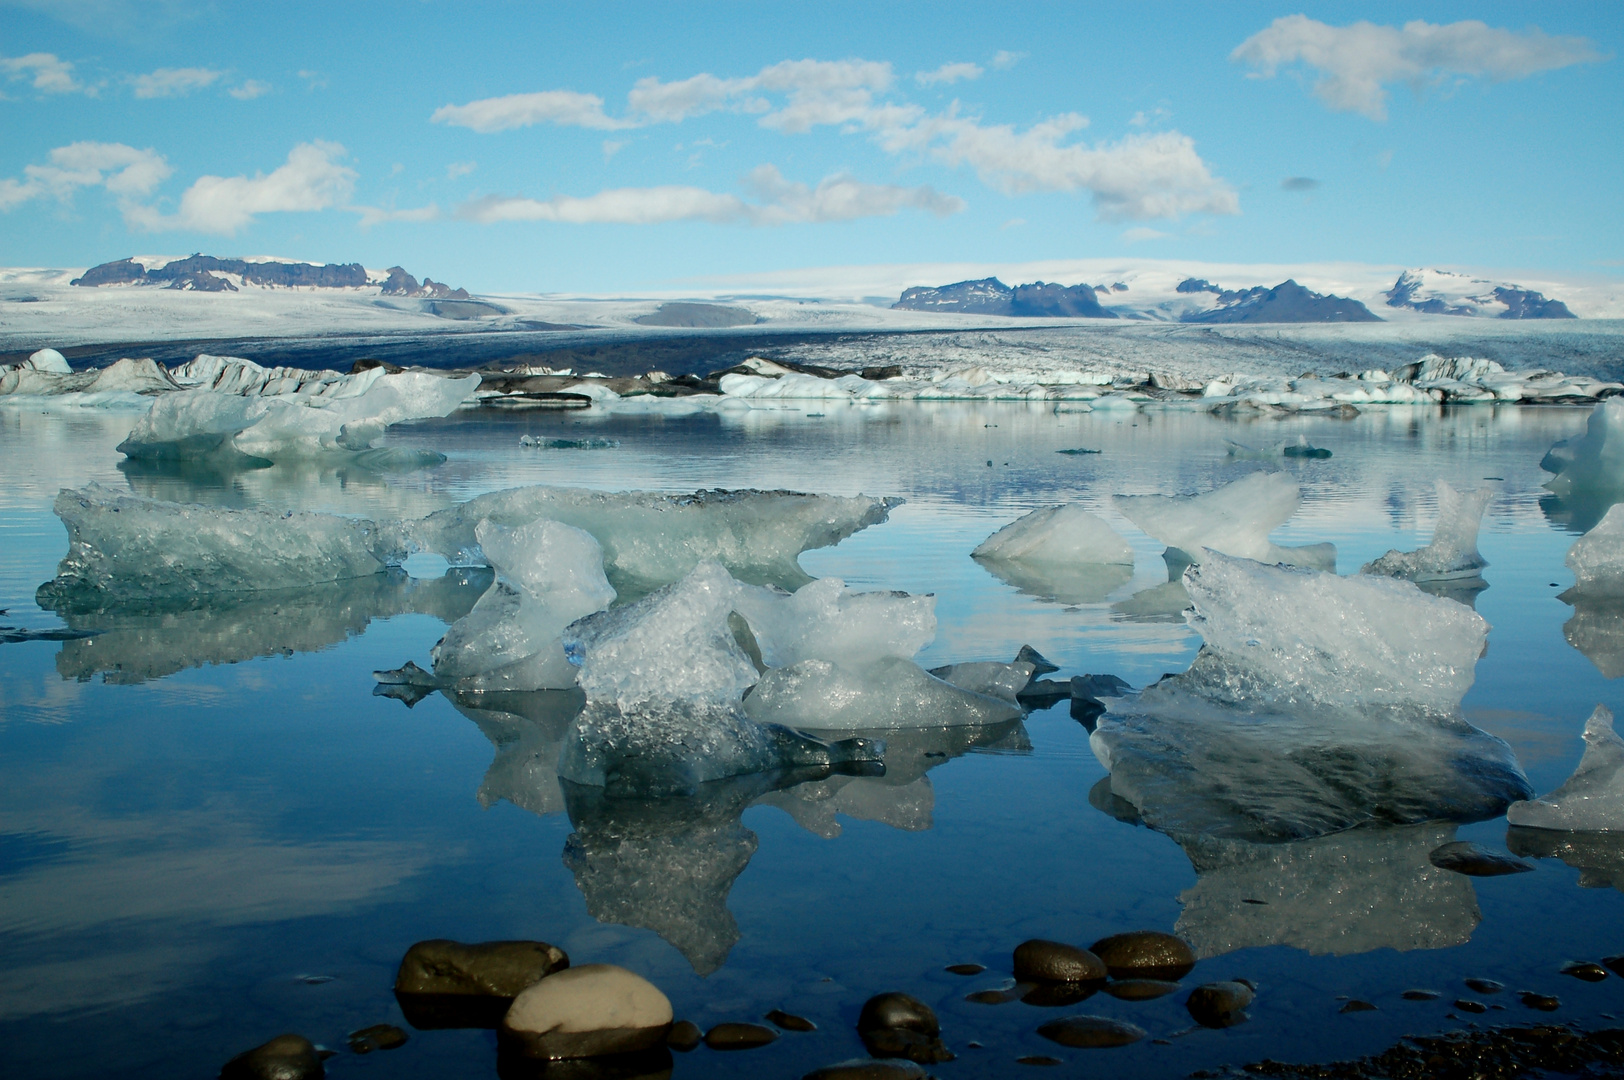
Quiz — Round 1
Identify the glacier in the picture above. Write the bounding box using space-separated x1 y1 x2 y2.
1506 705 1624 832
430 519 616 692
1090 552 1531 841
1361 482 1491 582
1112 472 1336 570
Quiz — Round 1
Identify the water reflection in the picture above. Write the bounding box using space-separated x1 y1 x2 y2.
43 568 491 684
449 689 584 817
975 557 1133 606
1560 592 1624 678
1507 826 1624 892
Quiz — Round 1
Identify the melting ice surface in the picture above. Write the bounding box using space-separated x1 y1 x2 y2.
1091 552 1532 841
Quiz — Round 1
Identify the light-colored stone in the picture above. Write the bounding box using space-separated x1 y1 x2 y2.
502 964 673 1060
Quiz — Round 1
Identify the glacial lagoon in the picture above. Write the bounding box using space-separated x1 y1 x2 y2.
2 398 1623 1078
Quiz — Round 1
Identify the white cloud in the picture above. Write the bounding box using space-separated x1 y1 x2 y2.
446 160 476 180
127 141 356 234
1000 217 1025 230
1 52 86 94
297 69 326 90
915 62 982 87
352 203 440 228
431 90 633 132
1233 15 1603 120
0 141 171 212
456 166 963 227
1121 226 1168 243
602 139 628 161
132 66 221 98
991 51 1026 70
229 79 270 100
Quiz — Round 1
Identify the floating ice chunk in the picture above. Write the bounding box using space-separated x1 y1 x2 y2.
1507 706 1624 831
519 435 619 449
1566 504 1624 595
27 348 71 373
972 505 1134 565
1543 400 1624 500
928 660 1036 704
1113 472 1336 570
431 519 616 692
410 486 898 592
732 576 936 670
1174 825 1479 958
116 371 479 461
743 656 1023 730
38 484 401 603
1362 482 1491 581
1091 553 1529 840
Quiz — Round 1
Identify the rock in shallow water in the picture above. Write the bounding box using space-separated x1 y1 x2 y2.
395 938 570 1029
1465 978 1505 994
1339 1000 1377 1013
219 1033 324 1080
704 1022 778 1050
802 1060 927 1080
1036 1014 1147 1048
665 1020 701 1051
766 1009 817 1031
1187 981 1255 1027
347 1024 408 1053
1013 939 1106 983
501 964 673 1060
1089 931 1196 980
1103 978 1181 1001
945 963 985 976
1561 961 1609 981
1428 840 1534 876
857 993 952 1064
1520 991 1562 1011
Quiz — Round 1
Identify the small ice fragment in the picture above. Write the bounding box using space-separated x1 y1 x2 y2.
744 656 1022 730
1566 505 1624 596
1507 705 1624 831
1113 472 1336 570
1362 482 1491 582
972 505 1134 565
1281 434 1331 458
374 660 438 687
927 661 1036 704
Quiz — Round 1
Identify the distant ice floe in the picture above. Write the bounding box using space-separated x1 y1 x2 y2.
1091 552 1531 841
1113 471 1336 570
1506 705 1624 832
1362 481 1491 582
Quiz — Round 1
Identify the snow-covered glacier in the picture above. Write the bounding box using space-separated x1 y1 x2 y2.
1113 472 1336 570
1090 552 1531 841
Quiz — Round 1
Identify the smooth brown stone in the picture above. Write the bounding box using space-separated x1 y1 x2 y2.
945 964 986 976
766 1009 817 1032
801 1060 927 1080
1013 940 1106 984
1455 999 1488 1014
665 1021 701 1052
1339 1000 1377 1013
220 1033 324 1080
1036 1015 1147 1049
704 1023 778 1050
1088 931 1196 980
1402 989 1441 1001
857 993 938 1036
1104 978 1181 1001
1187 981 1255 1028
1020 983 1096 1008
347 1024 408 1054
1464 978 1505 994
1560 961 1609 982
396 939 568 998
1017 1055 1063 1066
1520 992 1561 1011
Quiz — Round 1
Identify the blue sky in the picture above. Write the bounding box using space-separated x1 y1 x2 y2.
1 1 1619 292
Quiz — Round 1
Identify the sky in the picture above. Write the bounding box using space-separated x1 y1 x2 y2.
1 1 1620 294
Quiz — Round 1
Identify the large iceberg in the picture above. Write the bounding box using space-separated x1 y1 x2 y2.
1112 472 1336 570
1543 400 1624 501
39 484 402 603
407 486 899 593
116 370 478 462
1091 552 1531 841
431 519 615 692
1173 824 1480 958
1506 705 1624 832
1362 482 1491 581
556 562 884 796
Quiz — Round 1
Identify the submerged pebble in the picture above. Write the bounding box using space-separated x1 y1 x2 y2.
219 1033 324 1080
1560 961 1609 982
1339 1000 1377 1013
857 993 953 1064
1455 999 1488 1014
1187 981 1255 1028
1103 978 1182 1001
1021 982 1098 1007
1089 931 1196 980
666 1020 701 1051
945 963 986 976
1520 991 1562 1011
766 1009 817 1032
1017 1055 1063 1066
1036 1014 1147 1049
1464 978 1505 994
704 1022 779 1050
802 1060 927 1080
346 1024 407 1054
1401 989 1441 1001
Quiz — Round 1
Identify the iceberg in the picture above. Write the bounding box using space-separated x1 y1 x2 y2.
557 562 884 796
1506 706 1624 831
116 370 479 462
1566 504 1624 595
1112 472 1336 570
1362 482 1491 582
1544 400 1624 501
970 505 1135 604
743 656 1022 730
430 519 615 692
408 486 899 593
38 484 402 603
1091 553 1531 841
1173 825 1479 958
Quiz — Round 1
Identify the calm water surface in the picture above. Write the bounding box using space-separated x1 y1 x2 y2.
1 400 1621 1078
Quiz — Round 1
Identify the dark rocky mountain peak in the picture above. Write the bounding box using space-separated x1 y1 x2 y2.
1184 279 1381 324
894 277 1115 318
1176 278 1222 295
